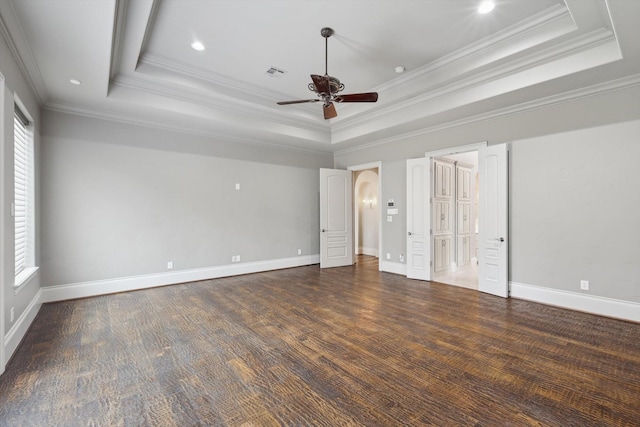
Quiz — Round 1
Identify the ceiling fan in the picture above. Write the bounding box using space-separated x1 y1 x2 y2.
277 27 378 120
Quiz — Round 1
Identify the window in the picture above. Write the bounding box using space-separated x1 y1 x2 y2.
14 103 36 287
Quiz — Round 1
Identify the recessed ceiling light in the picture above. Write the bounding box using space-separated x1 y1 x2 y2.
395 66 406 74
478 1 495 14
191 41 205 51
69 79 81 85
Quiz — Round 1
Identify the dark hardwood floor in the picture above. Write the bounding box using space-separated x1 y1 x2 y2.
1 256 639 426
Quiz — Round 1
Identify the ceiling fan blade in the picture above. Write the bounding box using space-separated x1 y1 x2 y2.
277 99 320 105
323 102 337 120
335 92 379 103
311 74 331 95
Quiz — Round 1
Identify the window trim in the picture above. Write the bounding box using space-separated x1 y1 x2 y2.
14 267 39 295
13 100 36 291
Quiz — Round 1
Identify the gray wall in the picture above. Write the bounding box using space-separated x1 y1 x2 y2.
1 33 42 336
379 160 406 262
335 86 640 304
510 120 640 301
41 111 333 287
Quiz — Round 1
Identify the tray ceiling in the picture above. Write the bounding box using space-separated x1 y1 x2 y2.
0 0 638 153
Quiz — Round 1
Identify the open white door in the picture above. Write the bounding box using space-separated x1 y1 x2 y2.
320 168 354 268
406 158 431 281
478 144 509 297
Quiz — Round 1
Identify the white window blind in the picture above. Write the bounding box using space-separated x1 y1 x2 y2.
14 106 33 277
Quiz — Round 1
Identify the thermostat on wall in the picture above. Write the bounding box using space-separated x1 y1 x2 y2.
387 199 395 207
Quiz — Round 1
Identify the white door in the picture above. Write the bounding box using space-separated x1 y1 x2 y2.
320 168 353 268
478 144 509 297
406 158 431 280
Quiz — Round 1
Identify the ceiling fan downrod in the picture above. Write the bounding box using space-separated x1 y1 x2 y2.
321 27 334 76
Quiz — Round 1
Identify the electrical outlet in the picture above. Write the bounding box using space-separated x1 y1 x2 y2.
235 183 240 190
298 249 302 255
167 261 173 270
386 253 391 260
231 256 236 262
236 255 241 262
399 254 404 262
580 280 589 291
10 307 15 323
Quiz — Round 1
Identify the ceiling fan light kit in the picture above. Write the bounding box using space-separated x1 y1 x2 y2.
277 27 379 119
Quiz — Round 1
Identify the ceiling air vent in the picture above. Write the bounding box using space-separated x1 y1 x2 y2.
266 67 287 78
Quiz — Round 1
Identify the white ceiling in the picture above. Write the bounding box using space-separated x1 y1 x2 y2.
1 0 638 153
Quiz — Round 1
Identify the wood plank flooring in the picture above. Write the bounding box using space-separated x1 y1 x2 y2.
1 256 639 426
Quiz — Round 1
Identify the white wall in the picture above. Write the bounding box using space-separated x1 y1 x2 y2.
40 111 333 288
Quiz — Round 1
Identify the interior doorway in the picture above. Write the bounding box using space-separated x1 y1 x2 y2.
432 151 479 290
348 162 382 269
407 142 508 297
354 169 379 258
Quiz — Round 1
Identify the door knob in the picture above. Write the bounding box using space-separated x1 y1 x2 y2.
408 232 413 236
495 237 505 242
321 229 327 233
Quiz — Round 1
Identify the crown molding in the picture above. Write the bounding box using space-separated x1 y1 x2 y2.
0 2 47 104
39 73 640 158
333 26 618 135
43 101 333 156
109 0 129 80
137 0 161 62
334 73 640 156
110 72 328 133
138 51 287 103
135 3 575 131
374 3 574 94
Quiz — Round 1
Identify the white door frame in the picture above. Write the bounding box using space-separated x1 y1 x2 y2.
424 141 489 285
348 162 382 271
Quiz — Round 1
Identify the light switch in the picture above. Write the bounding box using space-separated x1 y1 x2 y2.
387 216 393 222
235 183 240 190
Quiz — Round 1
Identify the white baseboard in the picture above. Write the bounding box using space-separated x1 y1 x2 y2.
380 261 407 276
360 247 379 257
41 255 320 303
5 289 42 361
510 281 640 323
